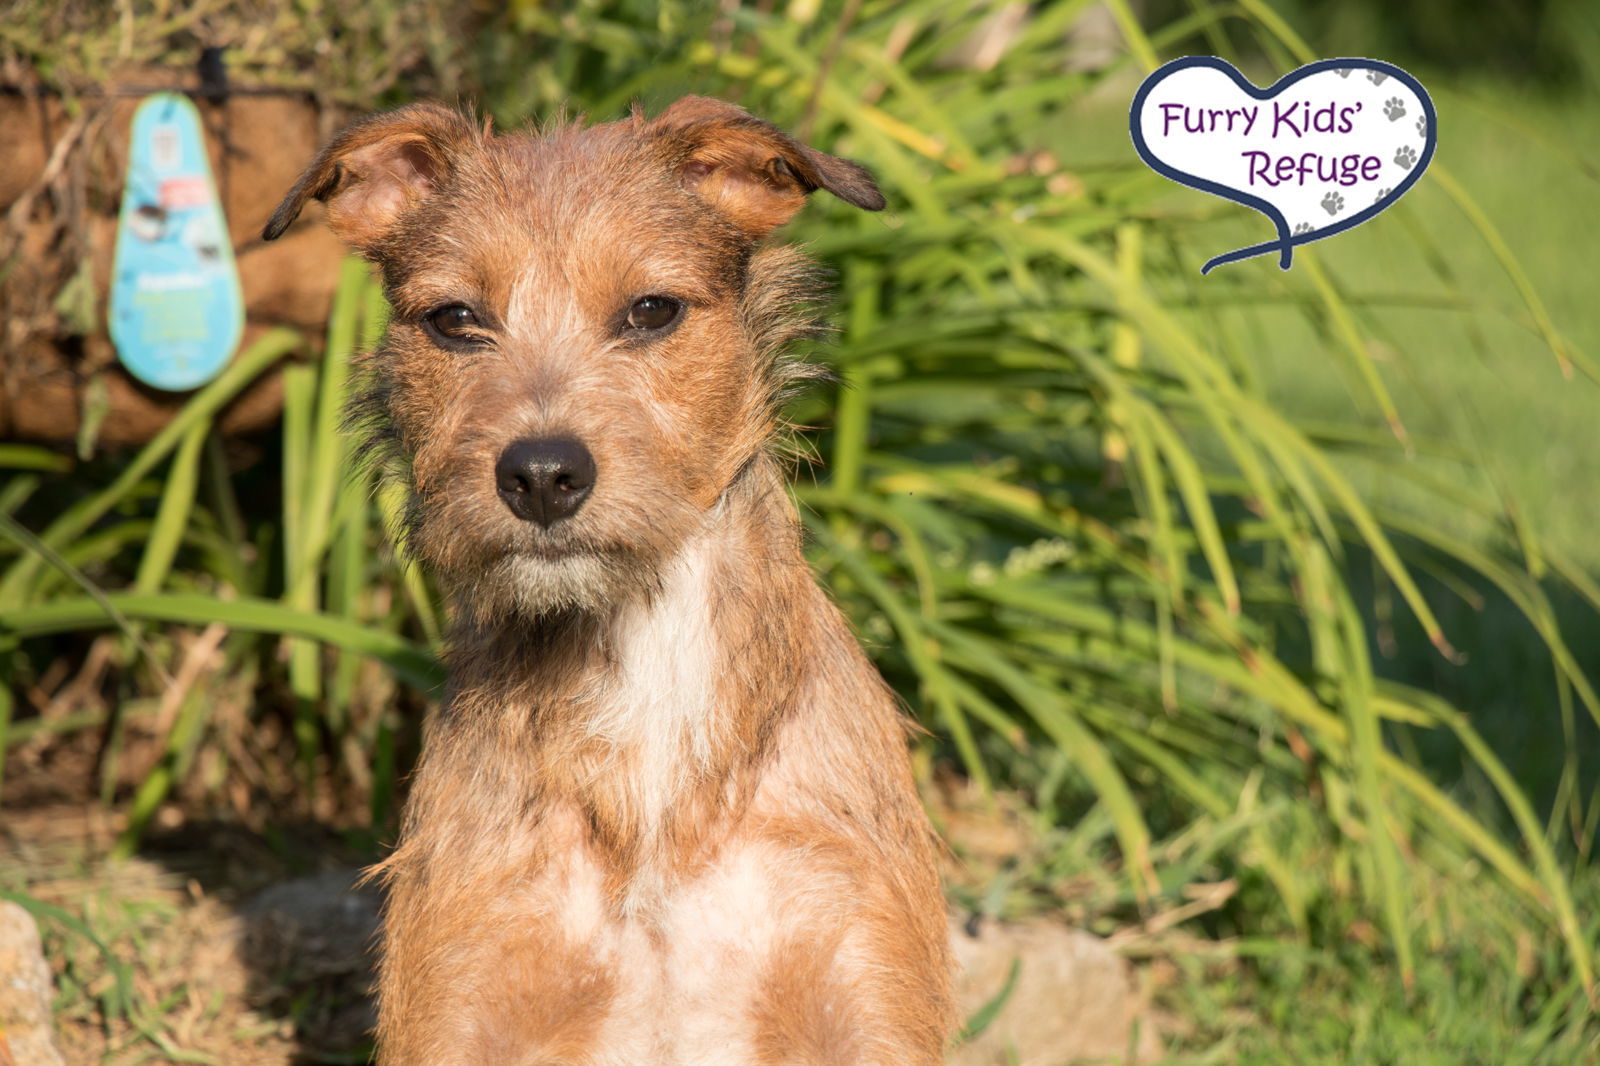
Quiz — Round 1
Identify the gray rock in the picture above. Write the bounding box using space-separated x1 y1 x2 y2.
239 869 381 980
238 870 382 1053
950 914 1160 1065
0 901 65 1066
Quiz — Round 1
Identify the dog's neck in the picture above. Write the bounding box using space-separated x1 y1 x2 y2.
410 457 819 902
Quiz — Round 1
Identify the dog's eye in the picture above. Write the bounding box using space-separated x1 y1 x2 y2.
426 305 482 340
625 296 681 332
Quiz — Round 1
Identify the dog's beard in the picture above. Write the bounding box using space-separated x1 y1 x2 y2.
482 553 612 618
505 552 616 615
421 488 707 627
446 548 652 626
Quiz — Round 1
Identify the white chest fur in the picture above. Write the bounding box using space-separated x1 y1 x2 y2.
551 840 791 1066
580 537 722 895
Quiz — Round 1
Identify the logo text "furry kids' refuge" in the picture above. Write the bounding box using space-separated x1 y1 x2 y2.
1131 57 1436 273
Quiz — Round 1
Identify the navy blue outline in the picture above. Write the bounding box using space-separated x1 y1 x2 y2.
1129 56 1437 273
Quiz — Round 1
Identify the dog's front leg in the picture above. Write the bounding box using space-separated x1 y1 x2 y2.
373 859 640 1066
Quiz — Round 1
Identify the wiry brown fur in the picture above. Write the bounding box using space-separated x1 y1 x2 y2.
267 96 953 1065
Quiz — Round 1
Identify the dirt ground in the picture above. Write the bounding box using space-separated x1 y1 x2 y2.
2 803 375 1065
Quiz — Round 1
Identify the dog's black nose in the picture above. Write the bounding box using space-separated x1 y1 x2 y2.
495 438 596 526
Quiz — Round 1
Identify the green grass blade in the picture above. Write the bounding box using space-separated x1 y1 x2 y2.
133 420 208 595
0 593 443 691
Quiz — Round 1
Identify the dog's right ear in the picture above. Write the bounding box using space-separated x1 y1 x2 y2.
263 102 478 252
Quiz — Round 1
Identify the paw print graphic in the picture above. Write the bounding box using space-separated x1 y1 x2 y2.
1416 115 1427 137
1374 187 1392 205
1293 222 1314 235
1335 68 1352 78
1384 97 1406 121
1394 145 1418 169
1321 191 1345 216
1367 70 1389 85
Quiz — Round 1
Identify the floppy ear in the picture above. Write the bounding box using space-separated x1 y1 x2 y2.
262 102 479 252
650 96 885 238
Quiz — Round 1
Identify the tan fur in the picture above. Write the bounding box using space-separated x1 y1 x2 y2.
267 96 953 1065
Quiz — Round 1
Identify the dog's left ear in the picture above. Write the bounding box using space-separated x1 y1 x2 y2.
651 96 885 238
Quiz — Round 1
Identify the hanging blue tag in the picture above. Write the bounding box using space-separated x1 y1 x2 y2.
110 93 243 391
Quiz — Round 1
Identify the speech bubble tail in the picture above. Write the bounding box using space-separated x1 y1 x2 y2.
1272 221 1296 270
1201 231 1298 274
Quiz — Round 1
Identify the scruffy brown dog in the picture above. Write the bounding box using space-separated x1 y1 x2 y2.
264 97 953 1064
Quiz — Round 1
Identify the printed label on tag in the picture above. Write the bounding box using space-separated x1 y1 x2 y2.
1130 57 1437 273
110 93 244 391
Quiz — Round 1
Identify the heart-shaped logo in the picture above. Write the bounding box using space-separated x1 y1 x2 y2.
1130 57 1436 273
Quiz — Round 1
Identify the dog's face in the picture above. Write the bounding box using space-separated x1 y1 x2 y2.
266 99 882 621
